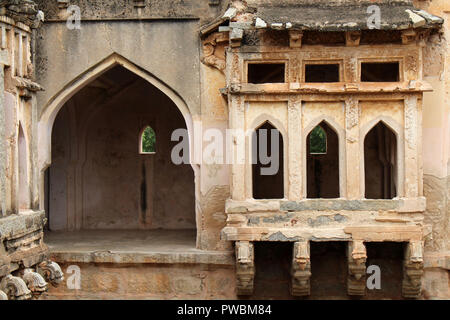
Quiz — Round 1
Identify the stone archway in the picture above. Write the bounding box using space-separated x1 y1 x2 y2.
39 54 200 246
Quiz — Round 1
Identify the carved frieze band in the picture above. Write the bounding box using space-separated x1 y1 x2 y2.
345 96 359 143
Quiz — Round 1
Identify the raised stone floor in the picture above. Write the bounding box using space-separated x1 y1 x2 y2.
45 230 234 265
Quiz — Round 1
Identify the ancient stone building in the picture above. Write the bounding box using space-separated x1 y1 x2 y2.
0 0 448 300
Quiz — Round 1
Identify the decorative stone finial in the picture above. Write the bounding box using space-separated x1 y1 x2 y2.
22 268 48 297
37 260 64 287
0 274 32 300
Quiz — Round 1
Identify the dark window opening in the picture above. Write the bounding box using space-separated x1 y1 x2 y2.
365 242 405 300
310 242 347 299
305 64 340 83
248 63 285 84
307 122 339 199
364 122 397 199
252 122 284 199
361 62 400 82
250 242 293 299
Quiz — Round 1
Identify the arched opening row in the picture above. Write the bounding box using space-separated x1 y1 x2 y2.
252 121 398 200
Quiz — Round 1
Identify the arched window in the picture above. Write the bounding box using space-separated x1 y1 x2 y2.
252 121 284 199
364 122 397 199
307 121 339 199
140 126 156 154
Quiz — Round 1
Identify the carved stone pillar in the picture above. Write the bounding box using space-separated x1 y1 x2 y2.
402 241 424 299
291 241 311 297
235 241 255 296
347 240 367 296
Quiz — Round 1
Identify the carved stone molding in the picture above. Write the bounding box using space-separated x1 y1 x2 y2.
291 241 311 297
347 240 367 296
235 241 254 296
201 32 228 72
402 241 424 299
0 274 32 300
22 268 48 297
36 260 64 287
0 0 39 27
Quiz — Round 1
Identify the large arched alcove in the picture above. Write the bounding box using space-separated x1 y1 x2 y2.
44 65 196 244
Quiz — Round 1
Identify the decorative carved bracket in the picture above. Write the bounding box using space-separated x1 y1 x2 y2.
346 31 361 47
291 241 311 296
56 0 69 10
208 0 220 6
401 29 417 45
133 0 146 9
289 30 303 48
22 268 48 297
0 274 32 300
235 241 255 296
230 28 243 48
201 32 228 72
402 241 424 299
347 240 367 296
37 260 64 287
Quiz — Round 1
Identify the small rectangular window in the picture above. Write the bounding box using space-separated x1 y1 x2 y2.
305 64 340 83
247 63 285 84
361 62 400 82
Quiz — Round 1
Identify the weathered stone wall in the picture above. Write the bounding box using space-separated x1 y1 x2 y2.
42 262 236 300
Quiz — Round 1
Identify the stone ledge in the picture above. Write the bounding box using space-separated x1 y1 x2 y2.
0 211 46 240
49 250 235 266
222 225 424 242
424 252 450 270
226 198 426 214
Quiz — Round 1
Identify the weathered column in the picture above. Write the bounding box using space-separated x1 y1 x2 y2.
347 240 367 296
235 241 255 296
345 97 360 199
291 241 311 296
402 240 424 299
0 63 6 217
228 49 246 200
288 96 302 200
404 95 419 198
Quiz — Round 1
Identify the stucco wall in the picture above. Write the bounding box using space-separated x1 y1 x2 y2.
35 20 202 118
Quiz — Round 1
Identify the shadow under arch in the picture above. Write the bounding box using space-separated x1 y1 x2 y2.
303 116 347 199
360 116 404 199
251 120 285 200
